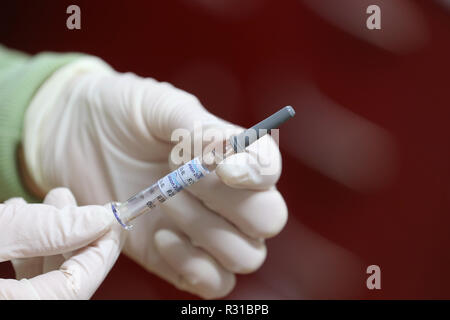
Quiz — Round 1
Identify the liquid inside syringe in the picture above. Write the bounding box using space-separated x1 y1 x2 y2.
111 106 295 230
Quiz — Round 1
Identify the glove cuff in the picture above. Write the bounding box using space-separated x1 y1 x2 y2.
23 56 115 194
0 48 82 202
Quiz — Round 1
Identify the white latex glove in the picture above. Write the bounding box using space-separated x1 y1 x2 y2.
23 57 287 299
0 188 126 299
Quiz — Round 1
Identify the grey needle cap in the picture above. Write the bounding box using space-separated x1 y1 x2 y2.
231 106 296 153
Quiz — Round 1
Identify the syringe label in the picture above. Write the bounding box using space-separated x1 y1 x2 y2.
157 158 208 199
178 157 208 185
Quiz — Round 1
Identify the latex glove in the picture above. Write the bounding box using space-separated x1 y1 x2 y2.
0 188 126 299
23 57 288 299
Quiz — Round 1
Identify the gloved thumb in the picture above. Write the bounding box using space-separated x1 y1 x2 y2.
0 201 114 262
79 71 234 151
118 73 224 142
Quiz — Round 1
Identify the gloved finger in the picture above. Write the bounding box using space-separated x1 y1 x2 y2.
120 207 195 293
175 168 288 239
4 197 27 206
155 229 235 299
89 72 220 146
215 134 282 190
0 221 126 299
5 198 45 279
43 187 77 208
42 188 78 273
162 191 267 274
168 124 281 191
0 203 114 262
138 76 222 142
10 189 79 276
128 236 196 297
167 125 286 239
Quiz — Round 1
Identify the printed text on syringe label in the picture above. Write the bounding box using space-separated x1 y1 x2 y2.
157 157 209 200
143 186 158 208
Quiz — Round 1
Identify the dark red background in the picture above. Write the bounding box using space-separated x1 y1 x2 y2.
1 0 450 299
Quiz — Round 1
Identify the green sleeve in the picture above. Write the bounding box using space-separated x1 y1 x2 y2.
0 45 82 202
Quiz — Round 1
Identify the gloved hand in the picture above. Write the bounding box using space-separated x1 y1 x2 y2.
0 188 126 299
23 57 288 298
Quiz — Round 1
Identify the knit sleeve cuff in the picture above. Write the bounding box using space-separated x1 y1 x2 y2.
0 51 83 202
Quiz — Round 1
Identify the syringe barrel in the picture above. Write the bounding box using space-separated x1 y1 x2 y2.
112 157 210 229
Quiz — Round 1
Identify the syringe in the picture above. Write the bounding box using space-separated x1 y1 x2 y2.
111 106 296 230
